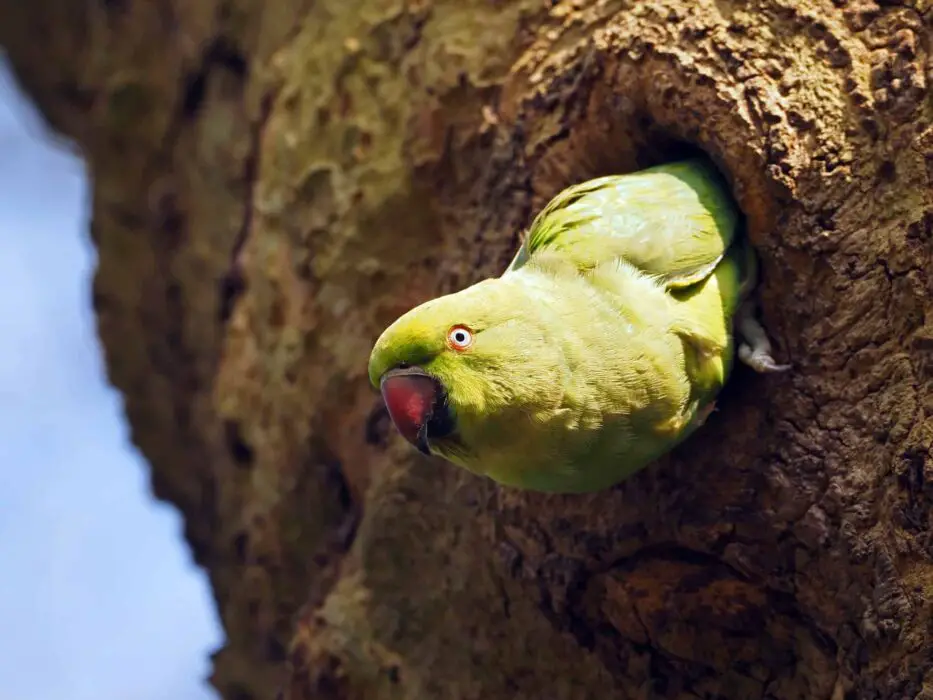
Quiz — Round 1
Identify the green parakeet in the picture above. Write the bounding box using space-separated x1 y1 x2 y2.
367 158 789 493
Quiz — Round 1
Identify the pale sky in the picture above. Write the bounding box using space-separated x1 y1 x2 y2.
0 55 223 700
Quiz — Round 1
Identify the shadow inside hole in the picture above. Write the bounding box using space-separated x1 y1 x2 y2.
530 117 740 214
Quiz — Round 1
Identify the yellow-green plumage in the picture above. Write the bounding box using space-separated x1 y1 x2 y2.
368 158 786 493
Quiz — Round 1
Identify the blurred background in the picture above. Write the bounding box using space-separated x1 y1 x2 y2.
0 55 222 700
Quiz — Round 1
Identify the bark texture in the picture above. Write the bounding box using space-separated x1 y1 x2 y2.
2 0 932 698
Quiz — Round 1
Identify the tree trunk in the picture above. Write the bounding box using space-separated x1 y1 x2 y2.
2 0 932 698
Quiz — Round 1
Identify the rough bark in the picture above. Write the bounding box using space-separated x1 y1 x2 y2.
2 0 932 698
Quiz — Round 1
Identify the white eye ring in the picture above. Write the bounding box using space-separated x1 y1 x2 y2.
447 325 474 351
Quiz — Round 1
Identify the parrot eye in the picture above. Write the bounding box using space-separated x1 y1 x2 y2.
446 325 474 351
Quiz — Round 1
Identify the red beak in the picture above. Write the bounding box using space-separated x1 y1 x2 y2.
380 368 441 454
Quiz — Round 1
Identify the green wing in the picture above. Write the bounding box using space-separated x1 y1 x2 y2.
505 158 739 289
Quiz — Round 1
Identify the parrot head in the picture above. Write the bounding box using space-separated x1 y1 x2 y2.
367 278 560 466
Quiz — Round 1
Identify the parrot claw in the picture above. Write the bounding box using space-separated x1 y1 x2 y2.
738 344 792 373
735 301 791 374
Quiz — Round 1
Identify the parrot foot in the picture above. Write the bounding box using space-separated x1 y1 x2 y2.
693 401 717 428
657 401 717 438
736 301 791 373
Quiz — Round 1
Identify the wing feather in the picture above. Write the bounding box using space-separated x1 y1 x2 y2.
505 158 739 290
